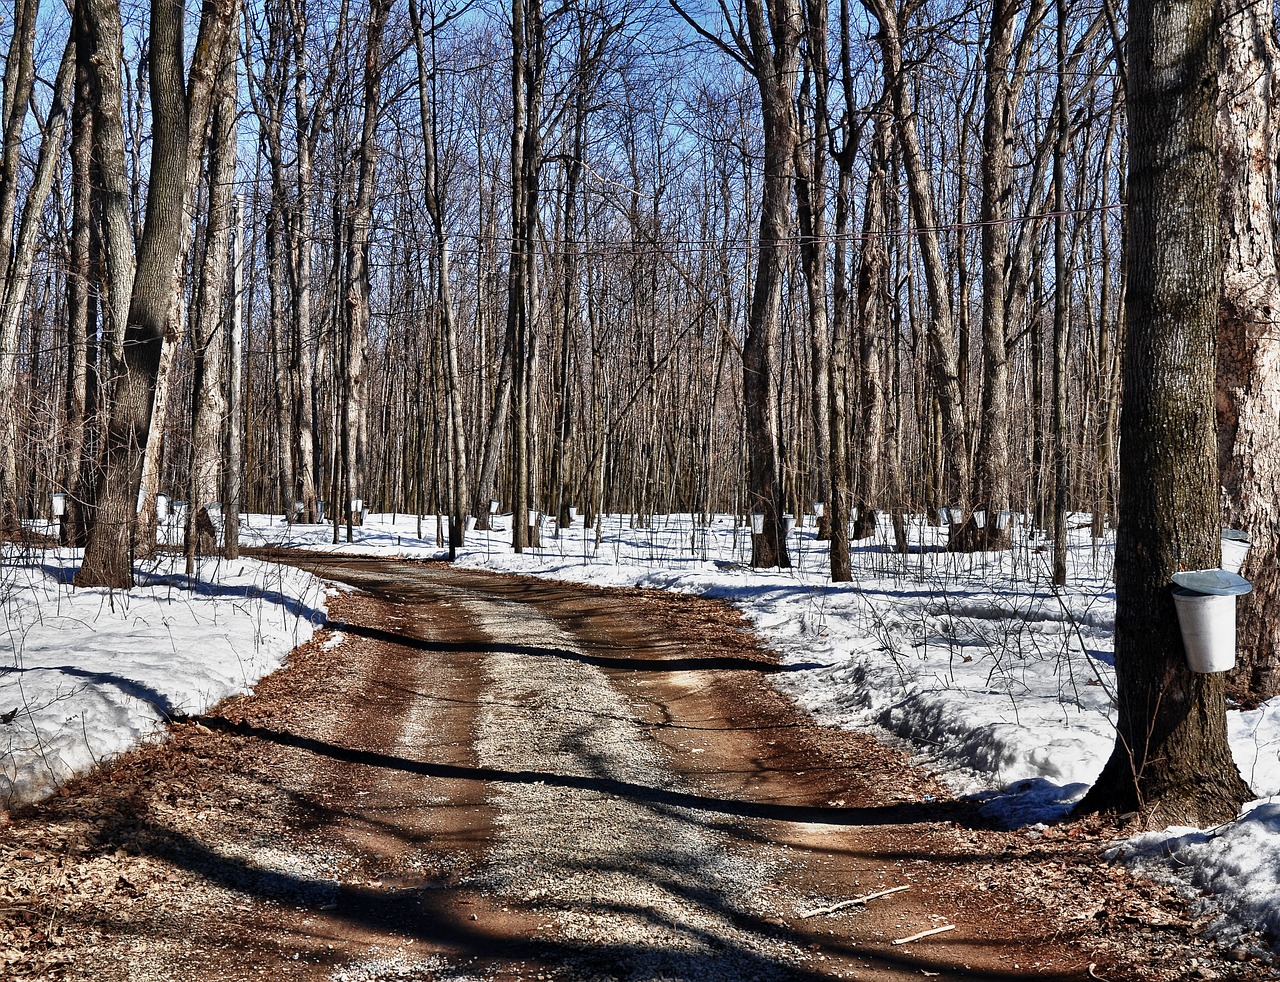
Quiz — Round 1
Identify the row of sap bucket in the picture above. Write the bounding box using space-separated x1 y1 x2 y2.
1172 529 1252 674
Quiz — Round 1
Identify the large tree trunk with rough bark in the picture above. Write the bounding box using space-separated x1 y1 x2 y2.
1216 0 1280 703
742 0 800 570
1078 0 1250 827
76 0 235 588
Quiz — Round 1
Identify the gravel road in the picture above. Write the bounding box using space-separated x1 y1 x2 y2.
1 556 1267 982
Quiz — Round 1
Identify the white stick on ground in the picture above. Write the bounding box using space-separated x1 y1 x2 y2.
799 884 910 919
891 924 956 945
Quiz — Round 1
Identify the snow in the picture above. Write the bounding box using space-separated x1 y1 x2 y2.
6 507 1280 949
0 543 326 808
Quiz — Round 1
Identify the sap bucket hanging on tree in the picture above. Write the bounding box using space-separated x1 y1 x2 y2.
1170 569 1253 673
1220 528 1250 574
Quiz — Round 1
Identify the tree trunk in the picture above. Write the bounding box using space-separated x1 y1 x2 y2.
854 100 891 544
63 24 95 547
795 0 831 543
224 195 244 559
743 0 800 569
1078 0 1250 827
965 0 1046 552
343 0 393 527
76 0 235 587
1051 0 1070 586
0 33 74 534
409 0 470 555
865 0 969 520
78 0 192 586
187 18 239 569
1216 0 1280 703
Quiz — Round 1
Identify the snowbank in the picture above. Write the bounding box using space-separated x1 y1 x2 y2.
0 545 326 807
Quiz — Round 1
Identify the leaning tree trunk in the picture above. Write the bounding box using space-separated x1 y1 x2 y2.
1216 0 1280 703
1078 0 1250 827
865 0 969 523
0 34 73 535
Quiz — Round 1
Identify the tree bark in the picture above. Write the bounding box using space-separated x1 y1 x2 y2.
864 0 969 521
0 33 74 534
1216 0 1280 703
1078 0 1250 826
343 0 393 529
224 195 245 559
410 0 471 556
795 0 831 543
186 14 239 569
77 0 235 588
964 0 1047 552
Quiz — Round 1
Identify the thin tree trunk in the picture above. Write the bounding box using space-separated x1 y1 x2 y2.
225 195 244 559
0 34 74 533
186 16 239 569
1051 0 1070 586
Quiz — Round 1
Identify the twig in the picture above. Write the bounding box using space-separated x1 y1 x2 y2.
891 924 956 945
1088 964 1110 980
799 884 910 919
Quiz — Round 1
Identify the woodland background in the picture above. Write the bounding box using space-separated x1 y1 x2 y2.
3 0 1280 803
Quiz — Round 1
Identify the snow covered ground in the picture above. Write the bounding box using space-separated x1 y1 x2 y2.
3 507 1278 949
0 535 327 808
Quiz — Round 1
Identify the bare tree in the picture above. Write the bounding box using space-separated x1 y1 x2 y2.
186 6 241 569
1078 0 1250 826
0 30 75 533
862 0 969 528
672 0 801 568
1216 0 1280 702
76 0 237 588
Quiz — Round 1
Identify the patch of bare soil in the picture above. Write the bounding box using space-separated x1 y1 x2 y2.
0 556 1274 981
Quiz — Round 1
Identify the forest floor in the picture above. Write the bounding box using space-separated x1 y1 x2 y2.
1 556 1273 981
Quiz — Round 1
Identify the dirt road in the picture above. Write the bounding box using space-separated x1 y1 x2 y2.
1 557 1268 980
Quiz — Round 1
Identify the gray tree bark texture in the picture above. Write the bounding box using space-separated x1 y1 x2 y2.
1078 0 1250 826
963 0 1046 552
187 18 240 570
1216 0 1280 703
742 0 800 570
76 0 235 588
